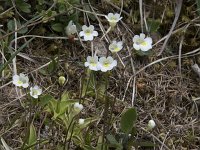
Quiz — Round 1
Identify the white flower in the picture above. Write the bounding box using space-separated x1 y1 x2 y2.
65 20 77 36
109 41 123 53
133 33 153 51
78 118 85 125
105 13 122 27
30 85 42 99
98 56 117 72
12 73 29 88
147 120 156 130
74 102 83 111
79 25 98 41
84 56 100 71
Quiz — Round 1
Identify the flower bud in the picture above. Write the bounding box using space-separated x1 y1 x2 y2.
78 118 85 125
147 120 156 130
58 76 66 86
74 102 83 112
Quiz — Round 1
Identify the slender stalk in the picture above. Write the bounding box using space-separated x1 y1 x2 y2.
101 72 109 150
67 122 76 150
80 69 92 103
63 115 76 150
21 88 33 149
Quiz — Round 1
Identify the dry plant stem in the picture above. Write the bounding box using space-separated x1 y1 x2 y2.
141 128 170 150
11 0 27 21
160 130 170 150
127 47 136 106
153 16 199 47
158 0 183 56
134 46 200 77
0 7 14 16
37 113 47 149
123 47 200 99
91 41 94 56
139 0 144 32
143 7 149 32
0 38 34 73
103 0 129 16
119 0 123 15
101 73 109 150
100 26 111 41
13 18 20 99
178 35 184 73
13 18 17 75
87 0 110 43
108 92 117 127
0 10 69 41
122 46 136 106
191 64 200 78
116 53 125 68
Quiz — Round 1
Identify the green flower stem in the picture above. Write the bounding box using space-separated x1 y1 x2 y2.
56 82 63 113
21 88 34 149
101 72 109 150
67 122 76 150
80 69 92 103
64 115 76 150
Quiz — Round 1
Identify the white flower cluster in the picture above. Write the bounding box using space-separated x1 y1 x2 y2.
12 73 42 99
85 56 117 72
73 12 153 72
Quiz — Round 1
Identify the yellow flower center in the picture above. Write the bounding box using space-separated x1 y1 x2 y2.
114 47 120 52
90 62 97 66
85 29 91 35
110 16 117 21
136 39 146 45
17 80 23 85
103 61 110 67
141 41 147 46
32 89 38 95
90 60 97 66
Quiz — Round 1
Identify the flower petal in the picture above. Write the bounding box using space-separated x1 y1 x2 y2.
107 56 113 62
82 25 88 31
13 74 19 81
86 56 92 62
84 34 94 41
140 33 146 39
112 60 117 67
89 25 94 31
84 62 89 67
108 13 113 18
92 31 98 37
140 44 152 51
99 57 106 63
133 43 140 50
79 31 85 37
133 35 140 42
145 37 153 44
22 83 29 88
